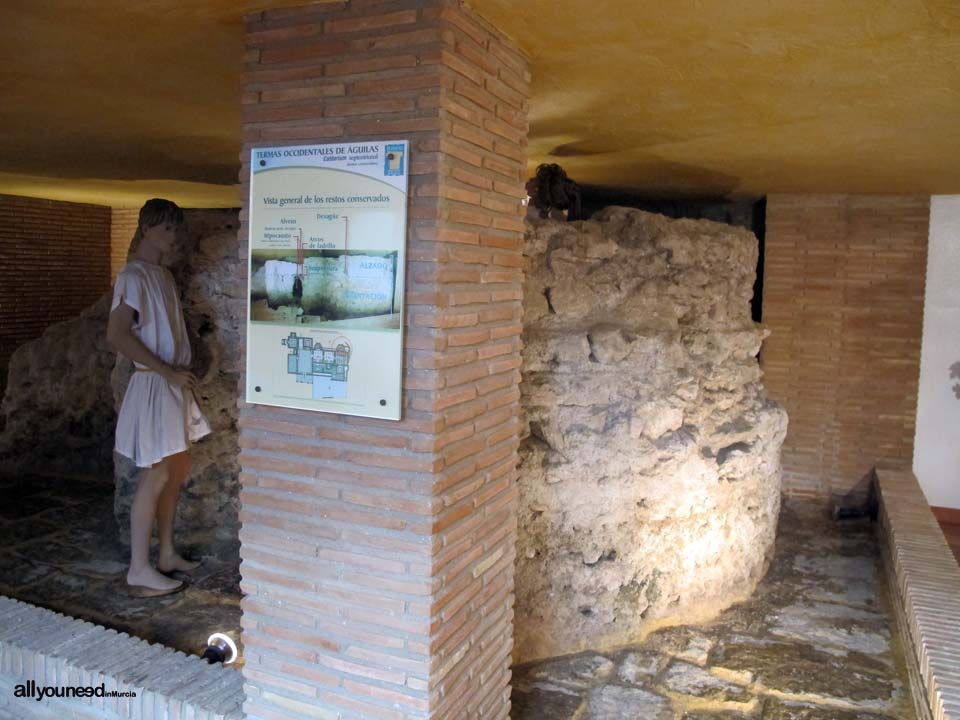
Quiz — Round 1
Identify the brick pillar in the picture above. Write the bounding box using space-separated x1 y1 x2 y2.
238 3 528 719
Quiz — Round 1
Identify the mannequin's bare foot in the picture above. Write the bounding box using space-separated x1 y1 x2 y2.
157 552 201 574
127 566 182 597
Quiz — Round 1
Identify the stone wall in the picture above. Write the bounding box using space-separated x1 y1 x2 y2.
0 209 242 549
112 209 243 546
0 295 116 479
516 207 787 662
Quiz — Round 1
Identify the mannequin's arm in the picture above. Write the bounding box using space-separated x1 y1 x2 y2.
107 302 196 388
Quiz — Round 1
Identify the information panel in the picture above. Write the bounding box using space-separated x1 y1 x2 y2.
246 141 408 420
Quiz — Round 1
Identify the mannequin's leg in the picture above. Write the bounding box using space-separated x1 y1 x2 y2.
127 459 181 591
156 450 200 573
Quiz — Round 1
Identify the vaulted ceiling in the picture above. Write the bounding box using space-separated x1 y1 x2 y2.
2 0 958 207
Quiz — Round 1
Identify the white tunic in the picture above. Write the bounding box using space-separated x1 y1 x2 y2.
112 260 211 467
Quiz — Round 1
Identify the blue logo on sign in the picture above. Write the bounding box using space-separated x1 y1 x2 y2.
384 144 405 176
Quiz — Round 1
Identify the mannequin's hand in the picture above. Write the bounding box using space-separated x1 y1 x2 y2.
162 367 198 389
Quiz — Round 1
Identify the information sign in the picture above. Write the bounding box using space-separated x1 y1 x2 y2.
246 140 408 420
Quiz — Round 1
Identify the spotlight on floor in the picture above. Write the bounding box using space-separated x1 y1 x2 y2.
202 632 238 665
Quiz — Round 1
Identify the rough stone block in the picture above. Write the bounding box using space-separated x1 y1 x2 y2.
516 209 788 662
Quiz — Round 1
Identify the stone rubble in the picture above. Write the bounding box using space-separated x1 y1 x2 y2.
516 208 788 662
0 295 117 479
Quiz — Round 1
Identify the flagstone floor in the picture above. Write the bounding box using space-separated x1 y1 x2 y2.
0 473 241 660
0 474 916 718
510 502 916 720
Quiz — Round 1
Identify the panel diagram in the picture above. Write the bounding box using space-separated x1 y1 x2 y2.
282 332 351 399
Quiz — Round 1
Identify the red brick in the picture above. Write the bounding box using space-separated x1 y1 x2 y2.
451 121 495 151
440 96 484 127
439 5 491 47
240 507 341 540
452 78 497 112
325 97 416 117
325 9 418 34
278 661 343 689
239 416 315 438
440 49 484 84
411 310 479 329
322 692 405 720
260 84 346 102
350 73 441 96
448 207 493 227
258 40 351 65
316 425 407 448
258 122 345 141
350 27 441 53
436 227 480 245
342 449 441 473
442 398 488 428
447 327 491 347
446 245 491 265
246 21 325 47
440 138 484 167
440 184 483 205
240 453 318 479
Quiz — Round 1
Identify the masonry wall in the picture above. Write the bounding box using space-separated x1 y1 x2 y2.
0 194 112 402
239 2 527 718
110 208 140 280
762 194 929 498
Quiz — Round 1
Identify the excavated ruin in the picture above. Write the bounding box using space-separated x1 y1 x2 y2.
0 210 243 546
516 207 788 662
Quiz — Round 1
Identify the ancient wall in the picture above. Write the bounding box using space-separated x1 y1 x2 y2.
0 194 112 404
0 294 116 478
0 209 242 550
762 195 928 499
516 207 787 662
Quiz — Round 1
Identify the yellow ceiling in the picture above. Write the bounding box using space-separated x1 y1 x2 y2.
2 0 959 207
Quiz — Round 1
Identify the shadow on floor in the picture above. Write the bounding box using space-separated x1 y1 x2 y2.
0 473 241 659
511 500 916 720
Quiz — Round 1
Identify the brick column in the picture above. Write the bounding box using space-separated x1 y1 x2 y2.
238 3 528 719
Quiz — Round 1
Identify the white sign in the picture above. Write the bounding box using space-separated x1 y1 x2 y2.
246 141 408 420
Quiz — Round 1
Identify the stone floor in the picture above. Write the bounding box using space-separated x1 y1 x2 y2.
511 501 916 720
0 476 916 718
0 473 241 659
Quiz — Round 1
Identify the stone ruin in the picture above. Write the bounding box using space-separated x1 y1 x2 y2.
0 210 243 547
516 207 787 662
1 201 787 663
0 295 117 480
